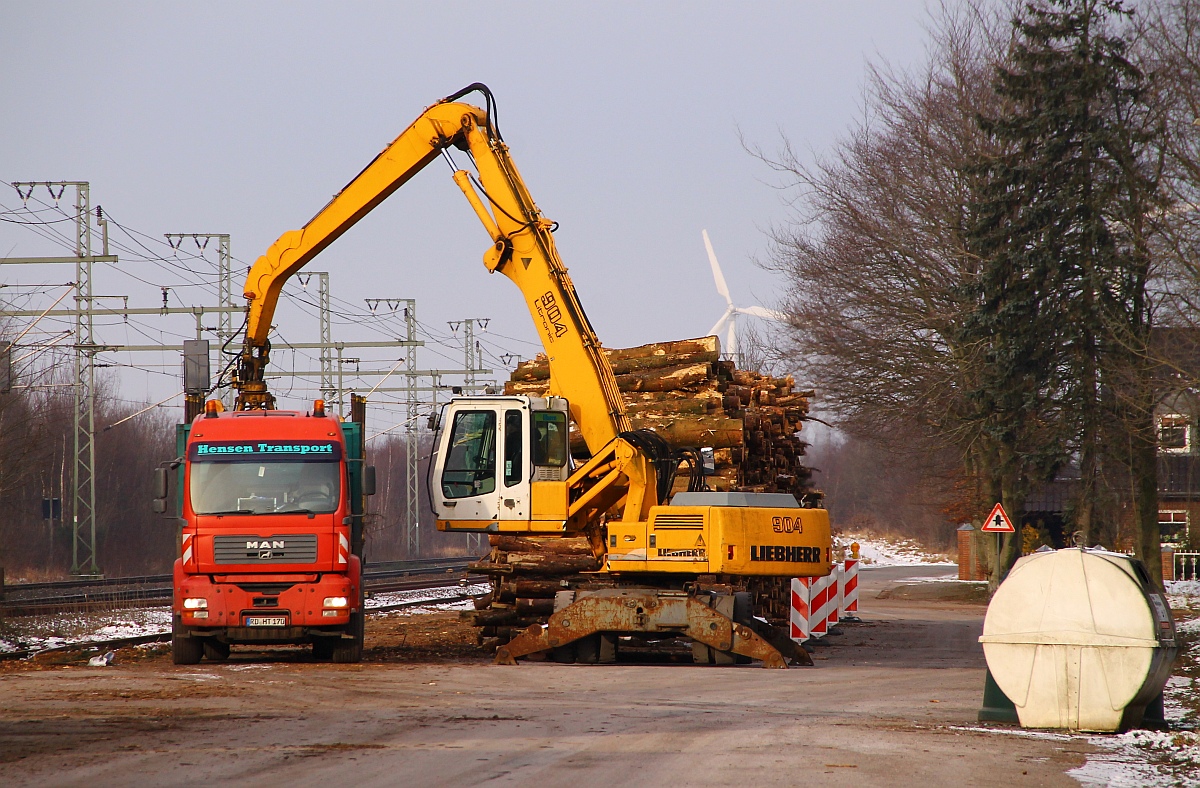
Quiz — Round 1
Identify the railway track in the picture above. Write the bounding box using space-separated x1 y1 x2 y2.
0 557 476 617
0 585 484 662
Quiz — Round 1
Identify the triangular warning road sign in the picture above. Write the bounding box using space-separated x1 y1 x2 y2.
981 502 1016 533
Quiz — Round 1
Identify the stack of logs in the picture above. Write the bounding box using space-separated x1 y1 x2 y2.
503 335 816 497
467 336 821 651
469 536 603 649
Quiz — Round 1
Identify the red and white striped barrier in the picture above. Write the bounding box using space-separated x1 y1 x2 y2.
827 564 843 630
790 578 812 642
817 572 838 635
790 575 829 641
842 557 861 621
789 550 863 642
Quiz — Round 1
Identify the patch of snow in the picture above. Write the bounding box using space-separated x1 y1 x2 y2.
1071 730 1200 787
1164 675 1197 726
836 533 955 567
0 608 171 655
892 573 985 585
366 582 488 611
1166 580 1200 612
955 725 1191 787
948 725 1077 741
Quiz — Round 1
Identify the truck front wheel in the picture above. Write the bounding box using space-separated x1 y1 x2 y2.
332 611 364 663
312 637 335 660
171 618 203 665
202 639 230 661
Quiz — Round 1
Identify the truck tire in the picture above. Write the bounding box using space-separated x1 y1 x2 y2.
172 619 203 665
312 637 335 660
202 639 230 661
332 611 364 664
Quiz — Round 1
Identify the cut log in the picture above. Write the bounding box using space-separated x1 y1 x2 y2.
624 397 720 418
489 535 594 556
629 416 744 450
511 337 720 381
472 608 520 626
502 553 601 574
510 579 573 598
515 598 555 616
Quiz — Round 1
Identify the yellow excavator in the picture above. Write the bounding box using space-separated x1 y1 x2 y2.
232 84 831 667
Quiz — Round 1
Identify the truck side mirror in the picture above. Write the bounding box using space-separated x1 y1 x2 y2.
427 412 440 431
152 465 171 515
364 465 376 496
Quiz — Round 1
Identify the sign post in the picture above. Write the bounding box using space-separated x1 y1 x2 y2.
981 502 1016 580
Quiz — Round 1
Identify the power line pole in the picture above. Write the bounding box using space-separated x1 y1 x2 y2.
368 297 422 558
299 272 333 404
11 181 102 576
164 233 233 406
449 317 493 552
71 183 98 576
403 300 419 559
318 272 332 403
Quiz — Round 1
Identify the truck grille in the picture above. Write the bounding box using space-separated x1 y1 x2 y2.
213 534 318 564
651 513 705 529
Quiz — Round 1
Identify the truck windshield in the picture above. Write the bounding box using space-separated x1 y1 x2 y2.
188 443 342 515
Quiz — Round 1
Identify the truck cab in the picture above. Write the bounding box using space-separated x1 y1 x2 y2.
159 401 373 664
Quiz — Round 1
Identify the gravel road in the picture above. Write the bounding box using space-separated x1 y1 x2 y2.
0 565 1093 786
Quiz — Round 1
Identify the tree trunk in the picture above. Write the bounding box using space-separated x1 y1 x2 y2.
989 453 1024 596
1130 416 1163 590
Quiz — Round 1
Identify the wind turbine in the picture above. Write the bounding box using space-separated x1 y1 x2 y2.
703 229 784 361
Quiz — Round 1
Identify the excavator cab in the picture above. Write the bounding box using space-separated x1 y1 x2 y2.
433 396 572 533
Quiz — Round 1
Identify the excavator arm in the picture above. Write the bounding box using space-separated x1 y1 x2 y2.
235 85 632 466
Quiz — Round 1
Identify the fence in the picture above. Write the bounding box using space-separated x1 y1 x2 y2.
1172 551 1200 582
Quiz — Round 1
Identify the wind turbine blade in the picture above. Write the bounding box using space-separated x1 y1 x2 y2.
708 307 733 340
738 305 787 322
702 229 733 307
726 312 738 360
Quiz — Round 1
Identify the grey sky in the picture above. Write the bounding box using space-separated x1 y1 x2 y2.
1 2 934 419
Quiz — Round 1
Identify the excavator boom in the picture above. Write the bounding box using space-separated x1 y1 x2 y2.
235 85 628 455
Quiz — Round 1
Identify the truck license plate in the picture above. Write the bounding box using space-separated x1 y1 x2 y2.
245 616 288 627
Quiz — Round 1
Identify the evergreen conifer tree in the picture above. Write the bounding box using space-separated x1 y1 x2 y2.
963 0 1162 585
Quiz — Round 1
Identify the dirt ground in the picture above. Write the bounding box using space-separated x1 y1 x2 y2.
0 566 1095 787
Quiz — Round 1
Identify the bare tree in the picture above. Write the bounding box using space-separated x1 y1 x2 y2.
756 2 1014 537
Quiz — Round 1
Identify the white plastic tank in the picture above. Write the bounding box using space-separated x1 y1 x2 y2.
979 547 1176 732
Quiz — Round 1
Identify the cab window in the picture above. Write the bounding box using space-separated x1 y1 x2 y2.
531 411 567 468
441 411 497 499
504 410 523 487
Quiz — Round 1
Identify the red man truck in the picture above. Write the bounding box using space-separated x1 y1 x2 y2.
154 398 374 664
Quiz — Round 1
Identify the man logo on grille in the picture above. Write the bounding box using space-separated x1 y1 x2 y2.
246 539 285 549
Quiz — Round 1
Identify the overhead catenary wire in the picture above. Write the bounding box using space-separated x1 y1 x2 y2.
0 162 541 413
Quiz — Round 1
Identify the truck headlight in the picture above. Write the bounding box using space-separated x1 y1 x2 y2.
323 596 348 608
183 597 208 610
